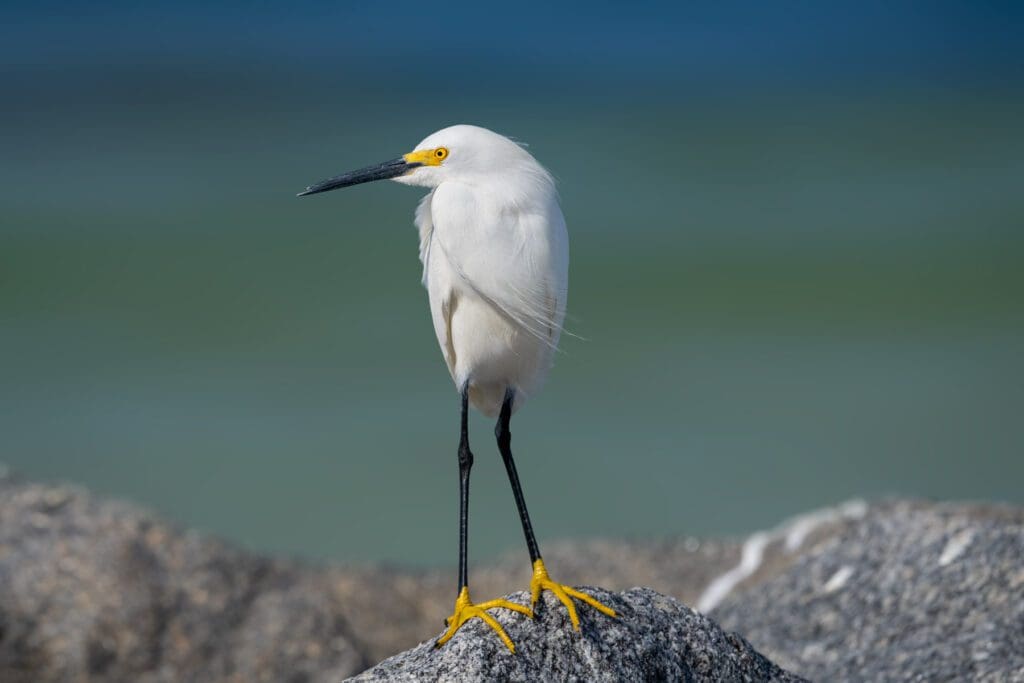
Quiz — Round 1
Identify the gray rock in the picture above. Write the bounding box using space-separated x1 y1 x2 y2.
5 469 1023 682
331 500 869 662
333 535 746 664
0 476 368 682
712 500 1024 681
352 587 803 682
0 473 791 682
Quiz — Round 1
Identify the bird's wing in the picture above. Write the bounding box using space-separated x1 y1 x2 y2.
429 182 568 349
415 190 458 375
414 190 435 282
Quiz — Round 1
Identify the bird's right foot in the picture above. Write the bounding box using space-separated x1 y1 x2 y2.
529 557 617 629
435 586 532 653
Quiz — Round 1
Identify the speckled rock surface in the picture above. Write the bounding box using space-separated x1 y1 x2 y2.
5 469 1023 682
333 500 865 663
712 501 1024 681
351 587 803 682
0 476 368 682
335 536 746 663
0 474 772 682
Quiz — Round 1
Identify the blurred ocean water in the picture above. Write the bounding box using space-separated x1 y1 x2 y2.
2 3 1022 565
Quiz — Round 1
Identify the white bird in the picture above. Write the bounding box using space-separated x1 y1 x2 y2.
298 124 615 652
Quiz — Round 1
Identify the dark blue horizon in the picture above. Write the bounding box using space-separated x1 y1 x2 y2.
5 1 1023 90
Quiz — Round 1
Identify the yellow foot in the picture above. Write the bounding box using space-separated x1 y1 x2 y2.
435 586 533 653
530 558 617 630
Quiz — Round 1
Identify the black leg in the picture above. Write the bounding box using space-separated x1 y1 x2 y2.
495 388 542 563
437 385 536 650
494 387 618 627
457 386 474 592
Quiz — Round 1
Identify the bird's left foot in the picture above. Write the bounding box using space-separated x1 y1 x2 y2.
435 586 533 653
529 558 617 629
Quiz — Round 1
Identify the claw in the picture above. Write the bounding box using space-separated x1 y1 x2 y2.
529 558 617 630
435 587 532 653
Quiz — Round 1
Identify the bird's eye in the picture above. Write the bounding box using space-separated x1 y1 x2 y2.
435 147 448 159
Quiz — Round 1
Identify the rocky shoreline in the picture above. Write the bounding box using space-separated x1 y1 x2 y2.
1 470 1020 681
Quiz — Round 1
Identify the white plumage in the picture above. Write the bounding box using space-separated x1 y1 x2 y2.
395 125 569 416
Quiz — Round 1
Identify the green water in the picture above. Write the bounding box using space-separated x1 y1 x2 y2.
3 66 1022 565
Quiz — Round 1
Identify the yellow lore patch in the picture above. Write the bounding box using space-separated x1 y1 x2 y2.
404 146 449 166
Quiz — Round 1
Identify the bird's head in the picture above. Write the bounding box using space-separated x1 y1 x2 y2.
298 124 544 196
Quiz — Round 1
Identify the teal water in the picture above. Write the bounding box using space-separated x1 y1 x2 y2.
2 63 1022 565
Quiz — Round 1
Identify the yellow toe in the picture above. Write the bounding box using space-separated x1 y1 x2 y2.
476 597 534 618
435 587 530 653
529 558 617 630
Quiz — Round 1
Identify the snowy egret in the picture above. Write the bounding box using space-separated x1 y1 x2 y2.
298 124 615 652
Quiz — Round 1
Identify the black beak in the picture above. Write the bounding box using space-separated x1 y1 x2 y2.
297 157 421 197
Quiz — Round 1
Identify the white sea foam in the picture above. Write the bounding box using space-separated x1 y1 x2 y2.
696 499 868 612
